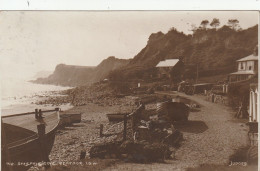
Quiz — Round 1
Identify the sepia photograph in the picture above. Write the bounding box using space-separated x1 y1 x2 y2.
0 10 259 171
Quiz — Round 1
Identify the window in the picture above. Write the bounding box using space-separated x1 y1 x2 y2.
249 66 252 70
240 63 244 69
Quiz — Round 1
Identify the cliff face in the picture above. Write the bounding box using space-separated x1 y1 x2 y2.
92 56 130 82
34 64 95 86
109 25 258 81
34 25 258 86
34 57 130 86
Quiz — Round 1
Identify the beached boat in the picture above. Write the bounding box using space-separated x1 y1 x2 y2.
59 112 82 126
1 108 61 171
106 113 128 122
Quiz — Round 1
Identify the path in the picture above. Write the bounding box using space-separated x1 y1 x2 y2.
106 92 249 171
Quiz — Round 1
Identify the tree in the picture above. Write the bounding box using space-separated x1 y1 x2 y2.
190 24 197 33
227 19 240 30
200 20 209 29
210 18 220 29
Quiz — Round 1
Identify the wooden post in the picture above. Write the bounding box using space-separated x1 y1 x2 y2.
252 92 256 121
37 123 50 169
211 94 215 103
196 63 199 84
100 124 103 137
123 114 127 141
131 114 135 137
254 91 257 122
80 151 86 160
249 91 253 122
35 109 38 119
37 123 46 135
39 109 43 119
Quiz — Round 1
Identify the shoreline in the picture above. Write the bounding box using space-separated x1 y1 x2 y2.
3 88 255 171
1 89 73 116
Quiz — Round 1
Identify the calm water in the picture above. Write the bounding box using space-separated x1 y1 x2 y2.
1 78 72 115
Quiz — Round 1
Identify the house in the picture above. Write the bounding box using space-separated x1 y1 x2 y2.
156 59 179 79
228 54 258 83
156 59 185 83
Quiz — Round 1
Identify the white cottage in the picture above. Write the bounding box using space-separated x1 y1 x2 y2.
228 54 258 83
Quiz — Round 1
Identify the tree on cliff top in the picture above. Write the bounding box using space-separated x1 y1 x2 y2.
227 19 241 31
210 18 220 29
200 20 209 29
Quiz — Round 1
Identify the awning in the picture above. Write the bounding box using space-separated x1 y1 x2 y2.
236 55 258 62
229 71 255 75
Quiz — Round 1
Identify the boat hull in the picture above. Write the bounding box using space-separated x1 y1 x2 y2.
60 113 81 126
2 122 59 171
106 113 128 122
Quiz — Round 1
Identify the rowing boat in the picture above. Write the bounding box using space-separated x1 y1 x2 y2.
1 108 61 171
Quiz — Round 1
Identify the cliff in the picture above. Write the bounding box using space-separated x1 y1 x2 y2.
34 64 95 86
34 24 258 86
109 25 258 81
34 57 130 86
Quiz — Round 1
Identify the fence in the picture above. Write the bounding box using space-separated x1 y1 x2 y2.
124 104 145 141
205 90 227 105
100 104 145 142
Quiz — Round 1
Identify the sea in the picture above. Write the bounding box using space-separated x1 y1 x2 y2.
1 78 73 116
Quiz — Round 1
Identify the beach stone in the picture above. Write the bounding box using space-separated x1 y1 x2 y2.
119 140 171 162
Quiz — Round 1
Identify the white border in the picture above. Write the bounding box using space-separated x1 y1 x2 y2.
0 0 260 10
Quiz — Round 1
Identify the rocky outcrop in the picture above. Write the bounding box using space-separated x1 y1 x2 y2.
33 57 130 86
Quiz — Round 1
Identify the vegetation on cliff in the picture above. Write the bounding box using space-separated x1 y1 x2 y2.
109 24 258 82
35 20 258 86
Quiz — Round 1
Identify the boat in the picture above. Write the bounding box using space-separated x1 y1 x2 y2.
106 113 128 122
1 108 61 171
59 112 82 126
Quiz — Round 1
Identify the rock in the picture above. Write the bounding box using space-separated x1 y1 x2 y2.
119 140 170 162
89 141 122 158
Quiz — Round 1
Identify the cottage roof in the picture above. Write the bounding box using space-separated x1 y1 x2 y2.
229 70 255 75
156 59 179 67
236 54 258 62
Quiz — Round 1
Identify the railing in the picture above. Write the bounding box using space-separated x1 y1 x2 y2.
100 104 145 142
123 104 145 141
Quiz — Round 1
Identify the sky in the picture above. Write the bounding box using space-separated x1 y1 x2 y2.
0 11 258 80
